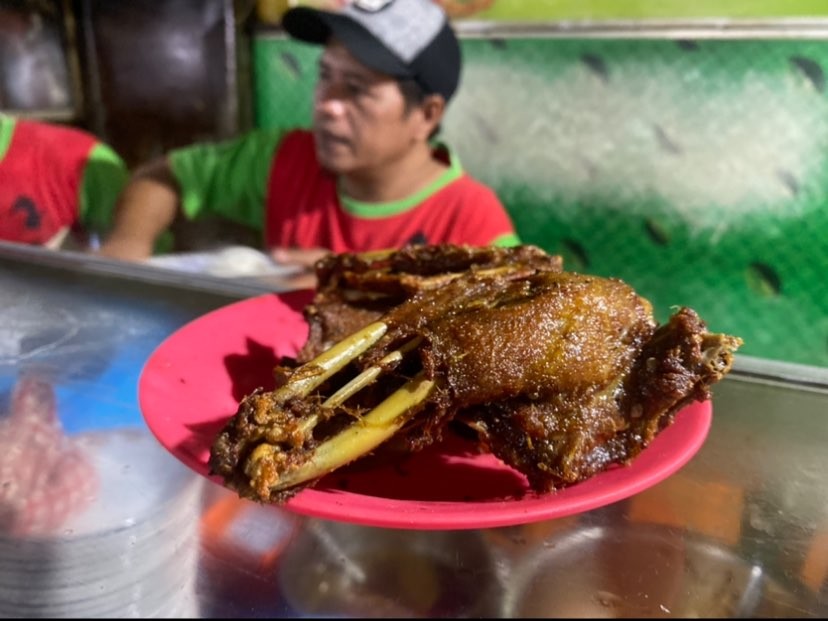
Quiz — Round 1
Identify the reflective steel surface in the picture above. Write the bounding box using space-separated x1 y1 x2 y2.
1 242 826 618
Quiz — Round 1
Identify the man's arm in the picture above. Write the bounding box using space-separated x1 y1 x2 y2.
99 129 285 261
78 142 130 242
97 157 181 261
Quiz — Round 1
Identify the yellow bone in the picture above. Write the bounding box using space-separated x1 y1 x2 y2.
254 371 436 492
272 321 388 401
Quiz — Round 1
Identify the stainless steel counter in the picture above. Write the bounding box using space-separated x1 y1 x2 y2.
1 241 826 618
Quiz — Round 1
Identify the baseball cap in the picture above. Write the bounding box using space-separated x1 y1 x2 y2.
281 0 461 102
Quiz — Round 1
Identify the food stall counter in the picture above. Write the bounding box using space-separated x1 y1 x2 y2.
1 241 826 618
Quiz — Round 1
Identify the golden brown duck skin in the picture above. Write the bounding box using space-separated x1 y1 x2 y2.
296 244 563 363
355 270 657 454
464 306 741 492
373 271 739 491
209 245 741 502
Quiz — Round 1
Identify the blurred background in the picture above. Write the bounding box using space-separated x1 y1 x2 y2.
2 0 827 367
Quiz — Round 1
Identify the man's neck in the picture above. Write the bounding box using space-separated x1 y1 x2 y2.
339 144 448 203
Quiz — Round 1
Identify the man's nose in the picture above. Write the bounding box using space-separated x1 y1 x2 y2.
316 98 347 117
315 85 347 117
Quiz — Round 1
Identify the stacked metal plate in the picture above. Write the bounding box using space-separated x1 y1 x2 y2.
0 429 203 618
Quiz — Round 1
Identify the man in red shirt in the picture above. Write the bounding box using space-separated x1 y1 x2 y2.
99 0 519 279
0 115 128 250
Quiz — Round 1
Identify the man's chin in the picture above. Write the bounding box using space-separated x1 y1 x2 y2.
315 151 351 176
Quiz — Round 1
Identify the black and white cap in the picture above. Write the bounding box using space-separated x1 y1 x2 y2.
282 0 461 102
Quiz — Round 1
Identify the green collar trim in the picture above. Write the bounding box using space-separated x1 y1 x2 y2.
0 115 15 162
339 144 464 219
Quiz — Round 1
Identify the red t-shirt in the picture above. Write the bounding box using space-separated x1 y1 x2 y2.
265 130 518 252
170 128 519 252
0 118 128 246
0 119 94 244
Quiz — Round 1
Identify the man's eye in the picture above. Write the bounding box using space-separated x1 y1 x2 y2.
346 82 367 96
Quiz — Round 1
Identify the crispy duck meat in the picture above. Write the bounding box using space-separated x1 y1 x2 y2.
295 243 563 363
209 245 742 503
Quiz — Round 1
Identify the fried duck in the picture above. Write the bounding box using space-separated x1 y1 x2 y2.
209 244 742 503
295 243 564 363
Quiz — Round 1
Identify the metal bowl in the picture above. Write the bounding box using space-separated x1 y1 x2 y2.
501 522 822 618
277 520 504 618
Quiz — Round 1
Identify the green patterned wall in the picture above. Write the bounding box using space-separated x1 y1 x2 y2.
283 0 828 20
252 35 828 369
463 0 828 20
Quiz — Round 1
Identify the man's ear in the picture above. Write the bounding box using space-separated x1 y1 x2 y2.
418 94 446 140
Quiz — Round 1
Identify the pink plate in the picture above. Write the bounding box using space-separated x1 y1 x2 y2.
139 292 713 531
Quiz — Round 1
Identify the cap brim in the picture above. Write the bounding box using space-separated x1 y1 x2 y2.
282 7 412 80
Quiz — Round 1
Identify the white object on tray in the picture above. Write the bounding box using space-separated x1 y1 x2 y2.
145 245 303 278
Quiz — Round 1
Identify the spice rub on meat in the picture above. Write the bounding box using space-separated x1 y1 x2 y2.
295 243 564 363
209 244 742 504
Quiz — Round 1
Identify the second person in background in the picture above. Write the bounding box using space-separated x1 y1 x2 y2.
0 114 128 251
98 0 520 283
